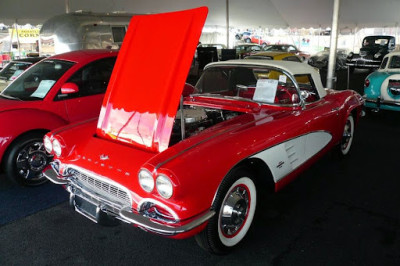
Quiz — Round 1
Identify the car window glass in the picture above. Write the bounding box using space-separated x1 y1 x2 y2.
2 59 74 100
388 56 400 69
283 56 301 62
0 62 30 80
196 66 301 106
59 57 116 100
112 26 126 43
294 74 320 103
288 46 296 52
380 57 389 69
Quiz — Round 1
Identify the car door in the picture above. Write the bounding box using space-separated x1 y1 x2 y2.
294 74 341 153
57 57 117 123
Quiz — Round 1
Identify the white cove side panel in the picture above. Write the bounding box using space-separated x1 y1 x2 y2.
251 132 332 183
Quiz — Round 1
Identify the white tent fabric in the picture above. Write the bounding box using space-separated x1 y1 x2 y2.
1 0 400 28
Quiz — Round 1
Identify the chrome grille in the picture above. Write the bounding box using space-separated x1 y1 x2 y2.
69 168 131 207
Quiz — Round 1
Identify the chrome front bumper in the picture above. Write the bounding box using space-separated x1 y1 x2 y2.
363 96 400 108
44 167 215 236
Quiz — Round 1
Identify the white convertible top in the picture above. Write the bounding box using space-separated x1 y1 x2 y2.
205 59 327 98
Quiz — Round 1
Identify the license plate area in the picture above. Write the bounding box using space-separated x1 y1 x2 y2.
74 195 99 222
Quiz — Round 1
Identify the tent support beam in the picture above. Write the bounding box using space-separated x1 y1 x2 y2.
226 0 229 48
327 0 340 89
65 0 70 14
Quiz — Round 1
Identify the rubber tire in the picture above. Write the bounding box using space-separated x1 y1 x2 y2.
195 168 257 254
336 114 354 157
4 132 49 186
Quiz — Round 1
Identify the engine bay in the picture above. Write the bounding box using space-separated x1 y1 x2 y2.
169 105 243 146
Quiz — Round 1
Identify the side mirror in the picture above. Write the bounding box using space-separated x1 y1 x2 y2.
60 82 79 94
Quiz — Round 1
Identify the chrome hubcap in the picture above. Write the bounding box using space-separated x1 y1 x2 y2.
220 185 250 237
16 141 52 180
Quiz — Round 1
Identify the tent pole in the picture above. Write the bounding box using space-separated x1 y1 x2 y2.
65 0 70 14
327 0 340 89
226 0 229 48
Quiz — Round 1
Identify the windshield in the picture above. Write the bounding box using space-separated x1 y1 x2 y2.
1 59 74 100
195 66 320 106
362 37 390 48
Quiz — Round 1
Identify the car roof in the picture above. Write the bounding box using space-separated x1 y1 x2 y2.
384 51 400 57
205 59 326 97
47 49 118 62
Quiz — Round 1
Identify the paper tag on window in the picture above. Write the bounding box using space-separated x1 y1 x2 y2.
31 80 56 98
253 79 278 103
279 75 287 83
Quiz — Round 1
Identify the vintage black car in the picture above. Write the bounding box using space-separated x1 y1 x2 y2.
308 49 348 70
346 35 395 72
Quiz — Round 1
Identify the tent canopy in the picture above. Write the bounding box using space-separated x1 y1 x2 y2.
1 0 400 29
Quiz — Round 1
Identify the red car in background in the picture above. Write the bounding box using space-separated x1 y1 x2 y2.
250 35 269 46
0 49 117 186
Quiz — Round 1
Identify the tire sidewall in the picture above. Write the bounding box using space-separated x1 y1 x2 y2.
217 176 257 247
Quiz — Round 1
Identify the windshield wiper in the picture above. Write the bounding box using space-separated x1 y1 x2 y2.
0 94 23 101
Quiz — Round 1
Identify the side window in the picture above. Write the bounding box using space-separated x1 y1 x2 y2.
389 56 400 69
380 57 389 69
59 57 116 100
294 74 320 103
112 26 126 43
288 46 297 52
195 68 229 94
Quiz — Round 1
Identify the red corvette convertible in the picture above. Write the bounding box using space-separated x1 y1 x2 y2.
43 7 363 254
0 49 117 186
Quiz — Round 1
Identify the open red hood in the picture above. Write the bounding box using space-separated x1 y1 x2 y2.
96 7 208 152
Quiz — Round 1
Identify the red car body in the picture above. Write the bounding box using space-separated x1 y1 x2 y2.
1 49 117 185
44 7 363 254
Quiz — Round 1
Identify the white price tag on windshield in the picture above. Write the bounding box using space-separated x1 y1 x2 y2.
253 79 278 103
31 80 55 98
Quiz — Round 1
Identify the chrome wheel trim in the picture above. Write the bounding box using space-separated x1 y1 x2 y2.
341 115 354 155
16 141 52 181
218 177 256 247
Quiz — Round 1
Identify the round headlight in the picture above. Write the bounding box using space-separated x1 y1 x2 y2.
156 175 173 199
52 139 62 157
138 169 154 192
43 135 52 153
374 52 381 59
348 52 353 58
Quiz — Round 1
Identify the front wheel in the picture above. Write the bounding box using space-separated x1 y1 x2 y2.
195 168 257 254
4 132 52 186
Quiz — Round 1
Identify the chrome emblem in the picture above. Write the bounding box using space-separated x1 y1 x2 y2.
100 154 109 161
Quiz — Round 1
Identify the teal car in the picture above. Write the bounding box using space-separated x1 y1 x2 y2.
364 51 400 111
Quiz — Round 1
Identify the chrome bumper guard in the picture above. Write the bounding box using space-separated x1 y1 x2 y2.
43 167 215 235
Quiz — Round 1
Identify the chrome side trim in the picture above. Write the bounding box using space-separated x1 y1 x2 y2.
120 207 215 235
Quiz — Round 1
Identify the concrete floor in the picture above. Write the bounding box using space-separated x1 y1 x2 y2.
1 68 400 265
